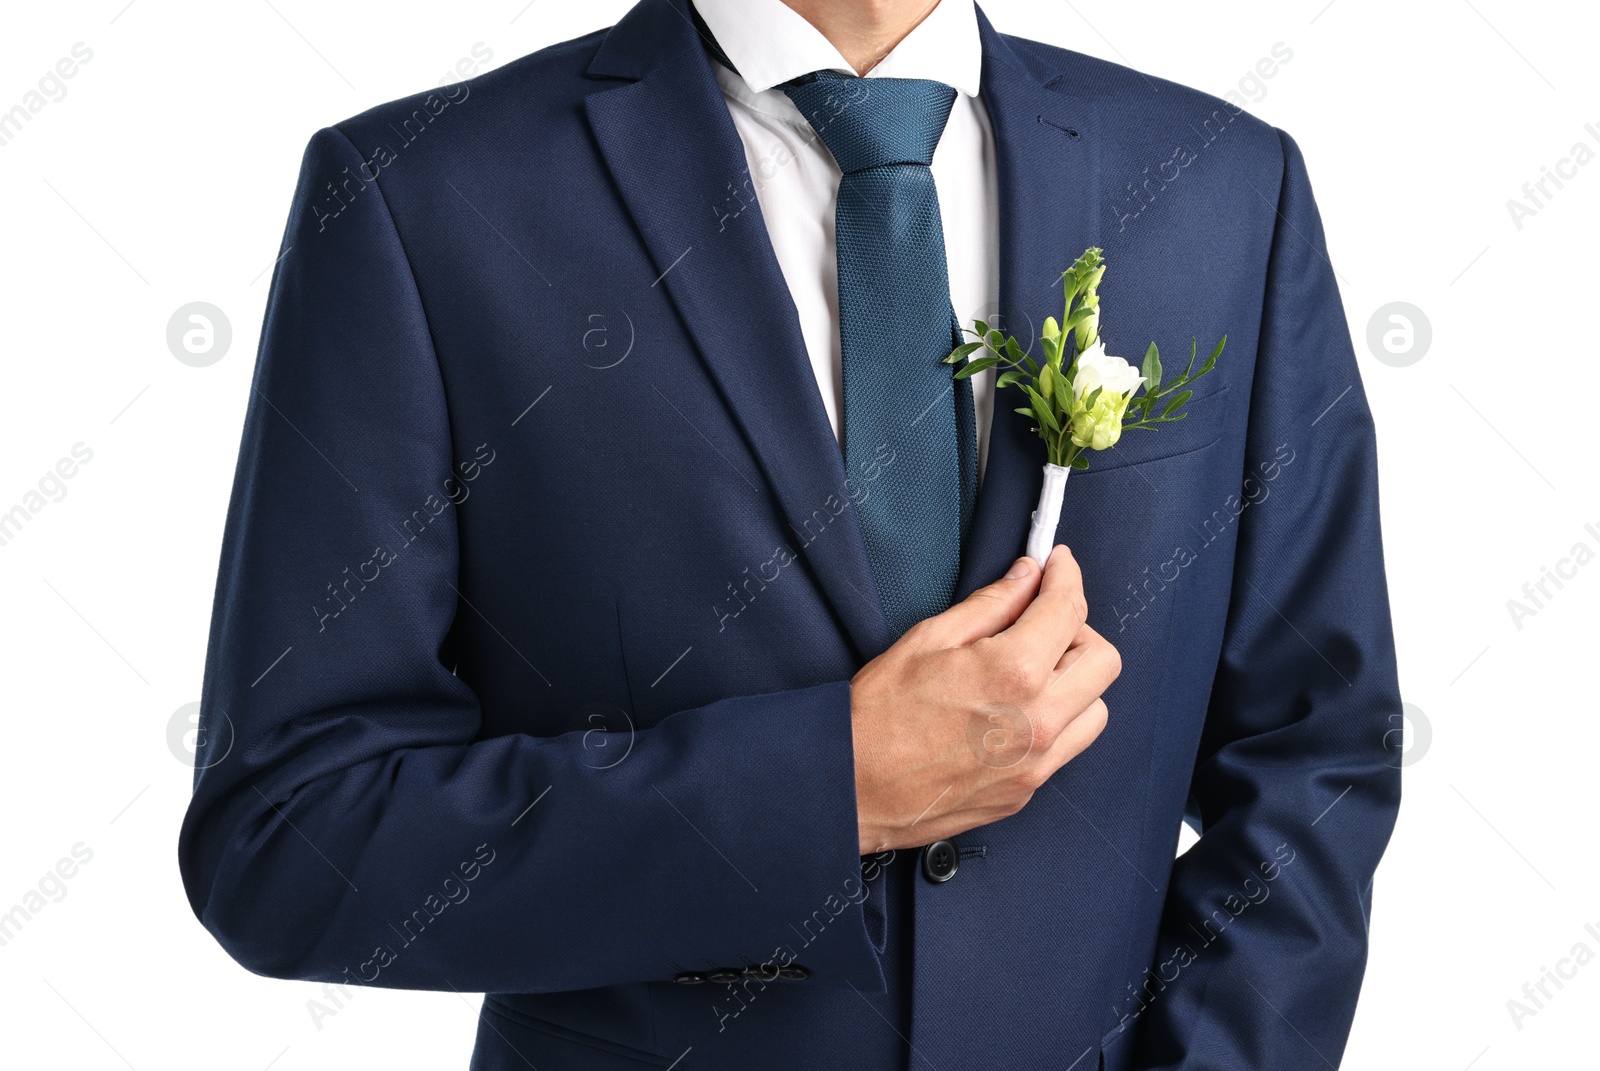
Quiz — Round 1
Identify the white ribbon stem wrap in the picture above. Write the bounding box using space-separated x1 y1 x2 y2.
1026 463 1072 567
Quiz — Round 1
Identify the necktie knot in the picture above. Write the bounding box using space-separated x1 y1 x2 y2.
782 72 957 174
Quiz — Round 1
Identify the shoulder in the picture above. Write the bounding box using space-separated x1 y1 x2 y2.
319 27 613 164
999 31 1290 176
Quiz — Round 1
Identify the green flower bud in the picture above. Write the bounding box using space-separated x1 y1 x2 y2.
1073 303 1100 354
1082 263 1105 299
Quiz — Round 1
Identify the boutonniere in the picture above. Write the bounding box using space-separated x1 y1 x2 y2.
945 247 1228 565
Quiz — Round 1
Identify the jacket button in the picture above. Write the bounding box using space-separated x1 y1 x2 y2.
922 840 959 883
706 968 744 984
776 965 810 981
673 971 707 984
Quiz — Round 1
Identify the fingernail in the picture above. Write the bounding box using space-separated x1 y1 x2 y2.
1006 557 1033 579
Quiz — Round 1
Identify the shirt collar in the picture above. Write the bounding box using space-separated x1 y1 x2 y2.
691 0 982 97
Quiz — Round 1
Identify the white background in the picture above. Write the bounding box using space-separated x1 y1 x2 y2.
1 1 1596 1067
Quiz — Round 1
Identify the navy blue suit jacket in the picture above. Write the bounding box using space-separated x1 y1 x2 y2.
179 2 1402 1068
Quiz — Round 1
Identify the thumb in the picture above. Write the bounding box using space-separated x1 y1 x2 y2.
916 555 1041 649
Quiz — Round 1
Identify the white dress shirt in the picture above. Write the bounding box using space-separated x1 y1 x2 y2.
694 0 999 486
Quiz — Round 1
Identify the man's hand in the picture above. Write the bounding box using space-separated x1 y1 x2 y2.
849 545 1119 854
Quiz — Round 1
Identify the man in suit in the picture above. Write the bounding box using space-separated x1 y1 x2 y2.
179 0 1402 1067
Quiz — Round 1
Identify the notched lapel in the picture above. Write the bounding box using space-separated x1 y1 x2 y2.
582 0 894 661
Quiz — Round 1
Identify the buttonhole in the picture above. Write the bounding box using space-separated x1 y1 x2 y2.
1038 116 1081 138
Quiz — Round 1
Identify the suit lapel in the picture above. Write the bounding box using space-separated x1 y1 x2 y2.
955 11 1102 600
582 0 1099 647
584 0 895 661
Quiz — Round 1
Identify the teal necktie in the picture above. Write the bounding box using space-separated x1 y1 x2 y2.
781 71 977 636
693 15 978 636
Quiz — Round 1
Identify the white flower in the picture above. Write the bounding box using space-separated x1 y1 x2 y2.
1067 342 1145 452
1070 342 1145 401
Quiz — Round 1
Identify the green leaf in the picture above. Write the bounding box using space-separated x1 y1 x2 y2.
1033 400 1062 439
1065 304 1097 330
1022 386 1061 435
1013 406 1036 418
1160 390 1193 419
1070 454 1091 470
1141 342 1162 391
973 319 990 339
1043 333 1062 370
1181 338 1198 381
1198 335 1226 376
945 340 986 364
1003 336 1026 363
953 355 1001 380
1061 270 1080 311
1020 355 1040 377
996 369 1026 390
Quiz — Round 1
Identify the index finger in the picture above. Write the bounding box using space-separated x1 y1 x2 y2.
996 545 1088 670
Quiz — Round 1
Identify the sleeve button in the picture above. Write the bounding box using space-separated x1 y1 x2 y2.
921 840 959 883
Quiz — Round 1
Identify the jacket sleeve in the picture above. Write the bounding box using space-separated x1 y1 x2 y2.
1117 129 1403 1070
177 126 885 996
